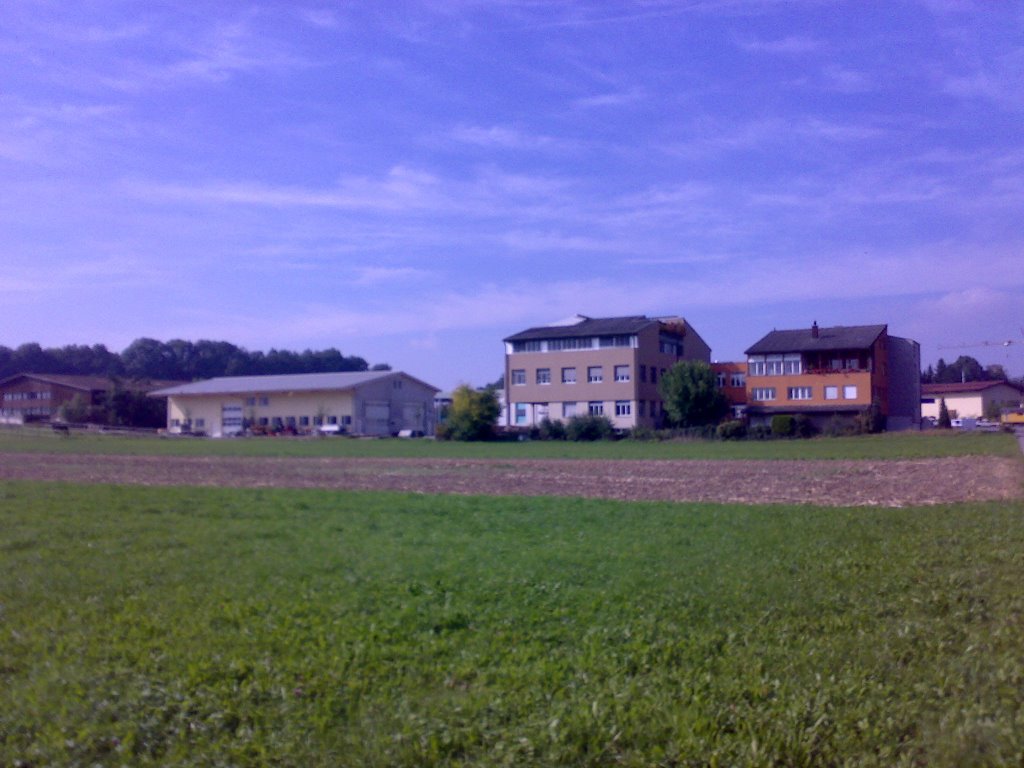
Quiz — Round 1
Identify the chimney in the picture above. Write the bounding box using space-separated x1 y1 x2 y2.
811 321 819 339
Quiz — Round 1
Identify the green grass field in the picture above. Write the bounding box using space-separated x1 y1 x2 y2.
3 482 1024 766
0 425 1018 460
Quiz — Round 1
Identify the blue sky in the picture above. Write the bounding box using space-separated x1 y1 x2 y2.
3 1 1022 390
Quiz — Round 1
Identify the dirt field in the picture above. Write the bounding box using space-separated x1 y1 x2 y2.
1 451 1021 506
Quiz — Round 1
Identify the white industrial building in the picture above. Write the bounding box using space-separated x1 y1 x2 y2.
151 371 439 437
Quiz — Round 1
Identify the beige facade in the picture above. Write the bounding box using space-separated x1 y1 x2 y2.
153 371 438 437
921 382 1023 420
503 315 711 429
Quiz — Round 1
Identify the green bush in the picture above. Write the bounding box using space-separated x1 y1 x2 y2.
626 425 658 441
565 414 616 441
771 415 796 438
748 425 772 440
537 417 567 441
793 414 817 438
716 420 747 440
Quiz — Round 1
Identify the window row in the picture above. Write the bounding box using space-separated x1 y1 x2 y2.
510 335 637 353
751 385 859 402
715 372 746 388
511 365 633 385
747 354 803 377
2 390 52 401
243 396 272 406
512 400 661 424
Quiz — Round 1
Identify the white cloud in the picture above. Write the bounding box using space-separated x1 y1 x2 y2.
737 35 823 55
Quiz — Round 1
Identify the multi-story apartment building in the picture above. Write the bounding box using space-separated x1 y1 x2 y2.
743 322 920 430
711 361 748 419
503 314 711 429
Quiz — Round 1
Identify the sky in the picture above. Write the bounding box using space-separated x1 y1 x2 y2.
2 1 1023 390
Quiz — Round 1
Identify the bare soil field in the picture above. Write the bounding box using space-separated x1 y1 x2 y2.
1 451 1021 506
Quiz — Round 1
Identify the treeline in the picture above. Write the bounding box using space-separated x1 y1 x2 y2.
0 338 386 382
921 355 1014 385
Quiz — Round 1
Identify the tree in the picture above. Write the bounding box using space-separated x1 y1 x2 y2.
938 397 952 428
438 385 499 441
657 360 730 428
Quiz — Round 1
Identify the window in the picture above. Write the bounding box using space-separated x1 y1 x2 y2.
562 367 576 384
651 368 657 384
512 340 542 353
599 335 633 347
587 366 603 383
638 401 646 417
170 418 180 427
788 387 813 401
640 365 647 383
300 416 310 426
588 401 604 415
843 385 858 400
393 379 403 389
716 372 726 388
747 356 766 376
615 400 631 416
730 373 746 388
515 403 528 425
766 355 784 376
511 369 526 386
614 365 630 382
286 416 296 427
536 368 551 385
342 415 352 426
752 388 776 401
259 417 269 426
244 397 256 407
562 402 576 418
824 386 839 400
259 396 269 406
846 358 859 370
784 354 802 374
659 335 681 355
195 418 205 428
327 415 338 424
548 337 592 351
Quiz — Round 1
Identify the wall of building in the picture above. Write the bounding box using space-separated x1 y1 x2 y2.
921 384 1022 420
165 375 437 437
886 336 921 430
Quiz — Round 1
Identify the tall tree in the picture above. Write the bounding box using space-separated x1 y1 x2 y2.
658 360 730 428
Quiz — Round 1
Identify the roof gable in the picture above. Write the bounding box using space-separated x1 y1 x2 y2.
922 380 1023 396
745 324 887 355
149 370 438 397
505 315 673 342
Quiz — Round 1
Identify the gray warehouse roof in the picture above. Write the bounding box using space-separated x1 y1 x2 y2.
745 324 887 355
150 370 438 397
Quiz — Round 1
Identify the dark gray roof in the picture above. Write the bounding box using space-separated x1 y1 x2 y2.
0 373 179 392
745 324 887 355
150 370 438 397
504 315 661 342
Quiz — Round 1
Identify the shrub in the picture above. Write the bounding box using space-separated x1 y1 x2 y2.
748 425 772 440
565 414 616 441
537 417 567 441
793 414 817 438
771 415 796 438
716 420 747 440
626 425 658 441
857 399 885 434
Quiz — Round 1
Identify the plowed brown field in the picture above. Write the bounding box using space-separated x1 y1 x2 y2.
2 451 1021 507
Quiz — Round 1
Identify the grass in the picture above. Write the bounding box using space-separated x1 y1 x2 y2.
3 482 1024 766
0 424 1019 460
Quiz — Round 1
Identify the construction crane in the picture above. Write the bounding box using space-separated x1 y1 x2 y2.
938 328 1024 351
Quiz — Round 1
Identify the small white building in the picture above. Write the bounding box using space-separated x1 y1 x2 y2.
151 371 439 437
921 380 1023 421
